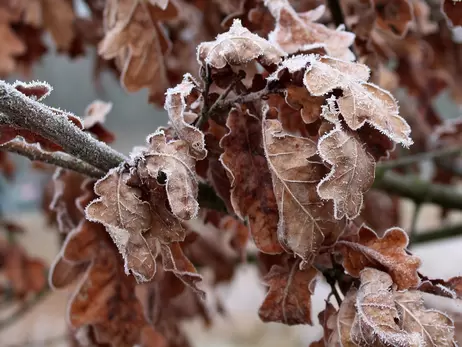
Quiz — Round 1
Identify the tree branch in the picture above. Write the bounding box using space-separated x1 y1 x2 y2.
1 140 105 178
412 223 462 245
373 171 462 210
326 0 346 27
0 81 126 172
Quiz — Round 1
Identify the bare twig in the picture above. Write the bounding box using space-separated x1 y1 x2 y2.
377 146 462 171
1 140 105 178
222 87 285 108
326 0 346 27
0 81 126 172
408 203 422 247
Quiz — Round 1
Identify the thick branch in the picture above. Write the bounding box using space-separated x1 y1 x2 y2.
1 140 105 178
412 223 462 245
373 171 462 210
0 81 126 172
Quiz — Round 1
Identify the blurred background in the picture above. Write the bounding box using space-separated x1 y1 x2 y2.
1 1 462 346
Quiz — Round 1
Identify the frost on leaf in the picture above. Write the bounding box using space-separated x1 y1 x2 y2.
98 0 178 104
220 108 283 254
304 55 413 147
317 128 376 220
139 132 199 221
258 257 318 325
85 167 155 282
285 86 324 124
196 18 285 69
442 0 462 27
265 0 355 60
351 268 456 347
337 226 421 290
263 117 346 264
165 75 207 160
326 288 357 347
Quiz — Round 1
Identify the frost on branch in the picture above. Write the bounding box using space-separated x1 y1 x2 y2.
196 18 285 68
317 127 375 220
258 257 318 325
348 268 456 347
265 0 355 60
337 225 421 290
165 74 207 160
220 108 283 254
304 55 413 147
263 116 346 264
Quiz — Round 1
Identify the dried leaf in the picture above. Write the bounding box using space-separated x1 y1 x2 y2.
317 127 376 219
304 55 412 147
165 75 207 160
0 9 26 76
327 288 357 347
265 0 355 60
258 257 318 325
263 116 346 264
374 0 414 37
220 108 283 254
197 18 285 69
442 0 462 28
140 131 199 220
285 86 324 124
337 225 421 290
83 100 115 144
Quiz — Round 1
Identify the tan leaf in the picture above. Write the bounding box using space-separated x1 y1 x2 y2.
85 167 155 281
258 257 318 325
327 288 357 347
265 0 355 60
337 226 421 290
285 86 324 124
197 18 285 69
41 0 76 51
0 9 26 75
352 268 456 347
140 131 199 221
83 100 115 144
352 268 421 346
317 128 375 219
165 75 207 160
263 117 346 264
304 55 412 146
220 108 283 254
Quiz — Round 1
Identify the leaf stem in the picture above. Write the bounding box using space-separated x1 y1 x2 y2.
0 81 126 172
1 140 105 178
326 0 346 27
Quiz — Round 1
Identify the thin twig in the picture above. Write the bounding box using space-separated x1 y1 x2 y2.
0 81 126 172
408 203 422 247
377 146 462 171
222 87 285 108
1 140 105 178
412 223 462 245
0 289 51 331
326 0 346 27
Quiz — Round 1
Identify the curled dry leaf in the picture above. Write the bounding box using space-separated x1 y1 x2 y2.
165 74 207 160
442 0 462 28
304 55 413 147
351 268 456 347
263 116 346 264
83 100 115 144
285 86 324 124
326 288 357 347
139 131 199 221
374 0 414 37
220 108 283 254
265 0 355 60
197 18 285 69
258 257 318 325
337 225 421 290
317 128 375 220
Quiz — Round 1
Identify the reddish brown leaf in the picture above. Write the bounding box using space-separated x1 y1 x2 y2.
442 0 462 27
337 225 421 289
220 108 283 254
258 257 318 325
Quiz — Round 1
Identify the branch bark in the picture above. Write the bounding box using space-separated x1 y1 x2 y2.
1 140 105 178
0 81 126 172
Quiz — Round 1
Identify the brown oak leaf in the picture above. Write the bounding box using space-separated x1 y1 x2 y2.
285 86 324 124
337 225 421 290
165 75 207 160
265 0 355 60
351 268 456 347
83 100 115 144
220 108 283 254
304 55 413 147
326 288 357 347
374 0 414 37
263 116 346 264
442 0 462 27
317 127 376 220
258 257 318 325
196 18 285 69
